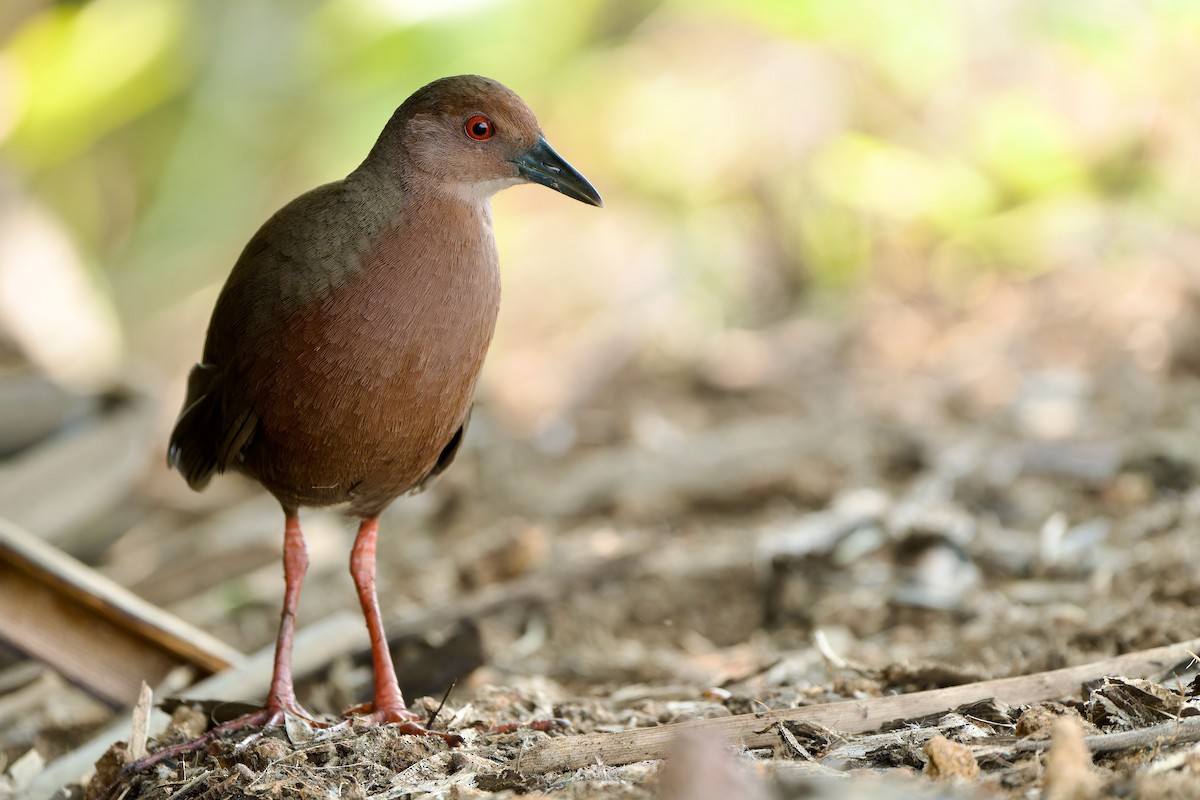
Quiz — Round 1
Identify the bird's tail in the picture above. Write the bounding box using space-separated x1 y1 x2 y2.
167 363 222 490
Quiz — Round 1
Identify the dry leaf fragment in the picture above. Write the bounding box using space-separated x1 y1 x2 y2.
1042 716 1102 800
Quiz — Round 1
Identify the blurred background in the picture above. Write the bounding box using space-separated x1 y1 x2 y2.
3 0 1199 432
5 0 1200 785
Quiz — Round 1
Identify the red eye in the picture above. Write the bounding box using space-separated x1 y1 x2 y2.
464 114 494 141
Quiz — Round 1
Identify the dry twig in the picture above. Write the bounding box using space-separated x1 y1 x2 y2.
518 636 1200 773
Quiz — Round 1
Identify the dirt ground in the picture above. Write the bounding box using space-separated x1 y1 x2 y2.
6 259 1200 799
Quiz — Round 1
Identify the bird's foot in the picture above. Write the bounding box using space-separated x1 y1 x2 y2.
343 702 465 746
124 702 325 773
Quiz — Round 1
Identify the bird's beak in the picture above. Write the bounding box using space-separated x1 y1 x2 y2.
513 138 603 207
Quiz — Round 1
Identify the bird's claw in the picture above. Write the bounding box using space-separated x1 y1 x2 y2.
123 703 326 773
344 703 464 746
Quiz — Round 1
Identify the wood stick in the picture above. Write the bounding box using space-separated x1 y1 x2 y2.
127 682 153 762
517 637 1200 773
0 516 244 706
1007 716 1200 755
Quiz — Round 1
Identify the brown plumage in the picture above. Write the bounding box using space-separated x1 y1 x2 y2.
160 74 600 753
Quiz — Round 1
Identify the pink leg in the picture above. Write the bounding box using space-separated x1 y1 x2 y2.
262 512 314 719
349 517 411 720
126 513 320 772
348 517 462 744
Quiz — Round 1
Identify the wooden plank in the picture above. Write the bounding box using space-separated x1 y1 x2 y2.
517 636 1200 773
0 517 244 706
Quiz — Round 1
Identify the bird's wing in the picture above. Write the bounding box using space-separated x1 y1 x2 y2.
411 408 471 495
168 178 384 492
167 362 258 490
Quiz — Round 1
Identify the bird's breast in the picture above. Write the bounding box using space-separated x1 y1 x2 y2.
242 201 502 507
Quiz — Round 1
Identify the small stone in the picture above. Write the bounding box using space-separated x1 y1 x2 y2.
245 735 292 771
923 735 979 781
1016 703 1083 741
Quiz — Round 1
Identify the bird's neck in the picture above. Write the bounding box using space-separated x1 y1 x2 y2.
343 167 499 290
344 157 500 304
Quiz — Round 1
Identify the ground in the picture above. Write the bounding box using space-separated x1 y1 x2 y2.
6 260 1200 799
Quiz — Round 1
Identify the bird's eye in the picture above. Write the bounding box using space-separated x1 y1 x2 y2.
464 114 495 141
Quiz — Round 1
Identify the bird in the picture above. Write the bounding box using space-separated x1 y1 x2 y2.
164 74 601 747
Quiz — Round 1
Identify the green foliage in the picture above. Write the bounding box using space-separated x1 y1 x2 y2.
5 0 187 165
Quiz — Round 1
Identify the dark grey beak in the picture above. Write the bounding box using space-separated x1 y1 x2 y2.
514 138 603 207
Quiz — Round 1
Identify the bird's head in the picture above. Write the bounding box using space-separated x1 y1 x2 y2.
388 74 602 207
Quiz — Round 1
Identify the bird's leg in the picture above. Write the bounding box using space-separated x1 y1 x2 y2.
121 513 322 774
347 517 462 744
349 517 408 718
260 511 316 721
